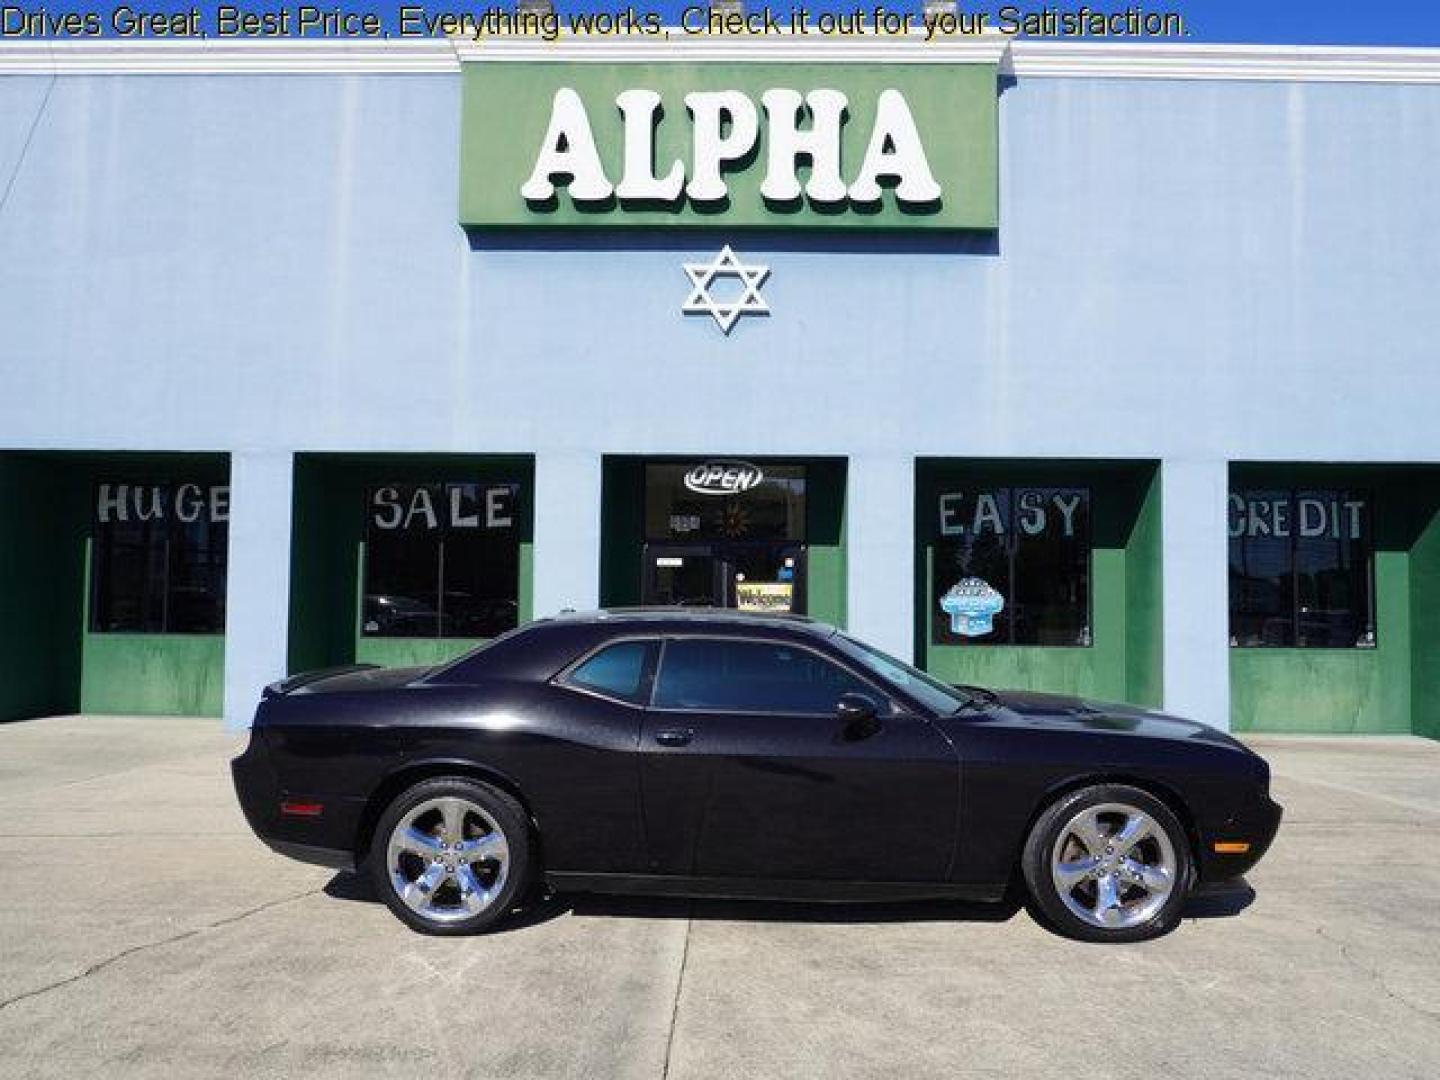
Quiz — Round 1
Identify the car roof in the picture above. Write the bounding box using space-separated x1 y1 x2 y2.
424 607 844 686
548 607 838 638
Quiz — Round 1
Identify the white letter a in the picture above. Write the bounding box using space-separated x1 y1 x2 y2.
849 89 942 206
521 87 614 204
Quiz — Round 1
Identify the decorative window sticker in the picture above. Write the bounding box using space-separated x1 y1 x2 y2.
940 578 1005 638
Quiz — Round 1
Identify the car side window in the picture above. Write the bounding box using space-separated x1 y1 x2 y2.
562 640 656 704
653 638 877 714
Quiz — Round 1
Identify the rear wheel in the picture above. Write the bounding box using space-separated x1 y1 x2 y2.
368 777 530 935
1022 784 1192 943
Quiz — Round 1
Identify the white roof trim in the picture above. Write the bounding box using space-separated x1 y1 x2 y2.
451 30 1011 65
1 36 1439 84
0 40 460 75
1006 40 1440 83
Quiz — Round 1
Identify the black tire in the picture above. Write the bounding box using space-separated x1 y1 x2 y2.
367 776 532 936
1021 784 1193 944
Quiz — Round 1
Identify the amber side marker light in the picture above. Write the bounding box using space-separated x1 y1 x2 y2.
280 801 324 817
1213 841 1251 855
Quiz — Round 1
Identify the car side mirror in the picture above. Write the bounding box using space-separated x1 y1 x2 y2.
836 693 882 740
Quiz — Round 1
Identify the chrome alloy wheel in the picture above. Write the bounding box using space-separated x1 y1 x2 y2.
385 796 510 925
1050 802 1177 931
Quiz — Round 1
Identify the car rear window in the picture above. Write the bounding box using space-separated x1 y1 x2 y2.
563 640 656 703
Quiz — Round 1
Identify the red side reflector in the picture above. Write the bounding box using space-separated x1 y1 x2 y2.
280 801 324 817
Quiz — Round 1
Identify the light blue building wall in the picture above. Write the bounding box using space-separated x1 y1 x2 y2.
2 43 1439 730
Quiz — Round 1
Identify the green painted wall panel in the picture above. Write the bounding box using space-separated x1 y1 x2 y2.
1411 509 1440 740
460 62 999 231
79 635 224 716
1124 471 1164 707
928 644 1108 697
804 459 848 628
354 637 485 670
1230 649 1396 735
0 456 82 720
288 456 361 675
599 458 645 608
1230 647 1402 735
916 460 1161 705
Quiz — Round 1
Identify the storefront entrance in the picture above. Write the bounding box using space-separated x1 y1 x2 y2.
600 457 847 624
640 461 808 613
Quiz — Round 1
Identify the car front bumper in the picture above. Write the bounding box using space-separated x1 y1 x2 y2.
1199 791 1283 882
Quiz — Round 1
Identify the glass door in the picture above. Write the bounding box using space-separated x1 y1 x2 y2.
642 542 807 613
642 545 724 607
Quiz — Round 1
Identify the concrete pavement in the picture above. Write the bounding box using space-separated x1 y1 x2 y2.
0 716 1436 1080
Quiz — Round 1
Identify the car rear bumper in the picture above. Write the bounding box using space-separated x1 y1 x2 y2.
261 838 357 872
231 731 363 873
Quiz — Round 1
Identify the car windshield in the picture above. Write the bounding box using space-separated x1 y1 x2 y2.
832 633 976 715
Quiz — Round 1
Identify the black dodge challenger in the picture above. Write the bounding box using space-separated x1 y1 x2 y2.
232 609 1281 942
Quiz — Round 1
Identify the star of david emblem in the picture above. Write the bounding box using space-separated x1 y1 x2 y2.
681 245 771 335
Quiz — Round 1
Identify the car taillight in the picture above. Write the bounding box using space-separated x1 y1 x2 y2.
279 801 323 817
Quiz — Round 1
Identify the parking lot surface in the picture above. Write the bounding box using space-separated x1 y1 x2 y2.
0 715 1437 1080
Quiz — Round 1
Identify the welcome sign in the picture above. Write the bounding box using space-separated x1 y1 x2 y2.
459 61 999 230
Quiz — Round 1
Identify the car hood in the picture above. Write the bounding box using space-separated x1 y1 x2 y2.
986 689 1247 750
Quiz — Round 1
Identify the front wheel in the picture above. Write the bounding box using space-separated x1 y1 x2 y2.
368 777 531 935
1022 784 1193 943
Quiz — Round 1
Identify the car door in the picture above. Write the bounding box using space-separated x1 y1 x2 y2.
547 637 661 873
638 635 959 883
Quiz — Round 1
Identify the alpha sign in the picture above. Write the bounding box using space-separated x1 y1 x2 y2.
460 62 998 231
521 87 941 209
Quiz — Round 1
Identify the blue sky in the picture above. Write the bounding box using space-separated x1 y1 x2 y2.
8 3 1440 46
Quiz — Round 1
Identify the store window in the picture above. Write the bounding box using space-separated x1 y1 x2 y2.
1229 489 1375 648
90 482 229 634
931 487 1091 647
363 483 520 639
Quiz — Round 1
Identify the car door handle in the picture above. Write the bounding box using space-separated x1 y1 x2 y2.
654 728 695 747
